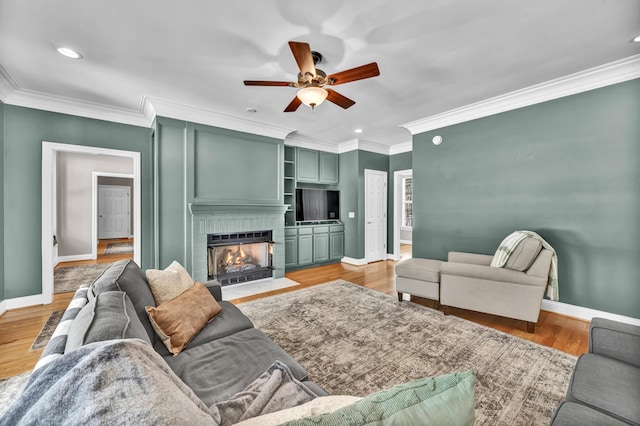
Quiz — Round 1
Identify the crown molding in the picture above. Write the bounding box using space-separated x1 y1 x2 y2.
356 139 393 155
0 82 293 139
389 141 413 155
0 65 19 101
285 133 340 153
3 87 152 127
402 54 640 135
337 138 360 153
145 96 294 140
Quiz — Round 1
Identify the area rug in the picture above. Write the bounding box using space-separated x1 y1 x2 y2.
54 263 110 294
104 242 133 255
0 373 30 416
237 280 576 425
29 310 64 351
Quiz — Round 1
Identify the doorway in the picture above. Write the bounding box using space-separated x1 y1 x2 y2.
365 169 388 263
42 142 141 304
98 184 131 238
393 169 413 260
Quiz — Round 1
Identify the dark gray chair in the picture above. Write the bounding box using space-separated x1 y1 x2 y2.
550 317 640 425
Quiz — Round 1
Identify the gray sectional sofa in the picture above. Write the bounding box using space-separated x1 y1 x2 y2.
3 260 327 423
551 318 640 425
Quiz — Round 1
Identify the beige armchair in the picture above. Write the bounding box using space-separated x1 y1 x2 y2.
439 243 553 333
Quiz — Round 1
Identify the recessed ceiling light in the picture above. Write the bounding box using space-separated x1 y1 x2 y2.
354 128 363 133
631 34 640 43
56 47 83 59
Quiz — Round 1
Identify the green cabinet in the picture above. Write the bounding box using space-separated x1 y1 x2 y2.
313 232 330 263
285 224 344 270
296 148 339 184
297 233 313 265
330 231 344 259
296 148 319 183
319 152 339 184
284 236 298 268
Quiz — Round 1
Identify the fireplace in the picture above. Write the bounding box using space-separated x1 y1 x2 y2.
207 230 273 285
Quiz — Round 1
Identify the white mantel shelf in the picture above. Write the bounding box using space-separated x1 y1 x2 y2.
189 203 289 214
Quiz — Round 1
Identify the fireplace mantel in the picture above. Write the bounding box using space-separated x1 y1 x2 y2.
189 203 288 214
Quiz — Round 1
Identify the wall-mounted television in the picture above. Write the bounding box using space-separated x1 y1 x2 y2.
295 188 340 222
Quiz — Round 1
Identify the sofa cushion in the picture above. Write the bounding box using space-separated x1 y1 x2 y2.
504 238 542 272
286 371 475 426
145 260 194 305
566 353 640 425
163 328 309 407
88 260 157 342
551 401 630 426
65 291 151 353
394 258 442 282
152 300 255 357
146 281 222 356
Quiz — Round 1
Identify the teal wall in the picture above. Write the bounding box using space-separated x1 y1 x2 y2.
412 78 640 319
0 101 4 303
387 151 412 252
358 151 389 258
339 150 359 258
153 117 284 270
155 118 188 268
3 106 153 299
339 149 391 260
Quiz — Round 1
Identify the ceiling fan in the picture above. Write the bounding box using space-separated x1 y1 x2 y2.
244 41 380 112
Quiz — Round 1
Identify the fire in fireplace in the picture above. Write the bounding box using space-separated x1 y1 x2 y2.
207 230 273 285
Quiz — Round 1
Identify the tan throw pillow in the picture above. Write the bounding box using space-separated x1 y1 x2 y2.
505 238 542 272
146 261 194 305
145 281 222 356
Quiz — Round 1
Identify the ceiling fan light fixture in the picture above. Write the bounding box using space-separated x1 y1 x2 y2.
297 87 328 109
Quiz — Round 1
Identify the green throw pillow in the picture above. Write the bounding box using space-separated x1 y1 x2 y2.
282 371 475 426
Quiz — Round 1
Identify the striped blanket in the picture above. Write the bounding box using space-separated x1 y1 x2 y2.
34 286 89 372
490 230 559 301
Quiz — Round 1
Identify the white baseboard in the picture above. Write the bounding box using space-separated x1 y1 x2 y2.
57 253 93 263
3 293 46 310
0 300 6 317
399 239 413 245
387 253 400 261
541 299 640 326
341 257 367 266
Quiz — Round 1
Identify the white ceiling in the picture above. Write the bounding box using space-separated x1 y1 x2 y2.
1 0 639 149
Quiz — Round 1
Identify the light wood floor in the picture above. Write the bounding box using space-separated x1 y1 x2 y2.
0 243 589 379
55 238 134 269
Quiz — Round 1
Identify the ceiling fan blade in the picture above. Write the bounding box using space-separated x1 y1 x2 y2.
244 80 293 87
288 41 316 77
327 62 380 85
326 89 356 109
284 96 302 112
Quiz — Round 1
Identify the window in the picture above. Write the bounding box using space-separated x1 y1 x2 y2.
402 177 413 229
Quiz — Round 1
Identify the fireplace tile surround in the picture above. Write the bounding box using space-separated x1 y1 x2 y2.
189 203 288 283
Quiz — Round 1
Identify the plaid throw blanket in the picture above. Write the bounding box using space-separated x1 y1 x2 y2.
490 230 559 301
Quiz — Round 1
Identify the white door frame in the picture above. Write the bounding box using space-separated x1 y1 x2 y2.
42 142 141 304
93 173 134 258
392 169 412 260
364 169 388 263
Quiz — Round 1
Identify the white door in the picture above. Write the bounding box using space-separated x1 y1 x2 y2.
365 169 388 263
98 185 131 239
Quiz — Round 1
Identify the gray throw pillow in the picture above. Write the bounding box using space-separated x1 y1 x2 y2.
65 291 151 353
88 260 157 342
505 238 542 271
